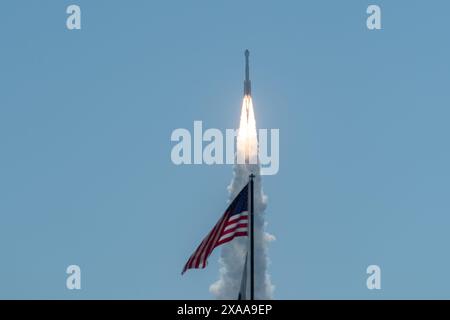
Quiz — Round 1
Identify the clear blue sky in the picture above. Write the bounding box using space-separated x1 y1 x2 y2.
1 0 450 299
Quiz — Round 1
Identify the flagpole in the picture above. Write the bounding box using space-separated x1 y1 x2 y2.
249 174 255 300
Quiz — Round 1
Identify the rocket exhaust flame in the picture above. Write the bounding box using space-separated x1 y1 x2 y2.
237 95 258 165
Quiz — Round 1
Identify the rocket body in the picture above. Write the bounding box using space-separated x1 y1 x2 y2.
244 50 251 96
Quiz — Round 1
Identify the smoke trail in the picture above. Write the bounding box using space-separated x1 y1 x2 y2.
210 97 275 299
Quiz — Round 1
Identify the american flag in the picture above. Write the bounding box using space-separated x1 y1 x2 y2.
182 183 249 274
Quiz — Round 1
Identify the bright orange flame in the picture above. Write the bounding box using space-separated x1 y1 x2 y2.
237 95 258 164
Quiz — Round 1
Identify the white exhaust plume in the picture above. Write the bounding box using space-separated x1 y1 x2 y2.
210 96 275 299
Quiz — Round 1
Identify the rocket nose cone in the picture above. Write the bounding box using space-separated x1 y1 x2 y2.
245 49 250 57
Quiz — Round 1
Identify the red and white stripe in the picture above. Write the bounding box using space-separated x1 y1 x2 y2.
182 211 248 274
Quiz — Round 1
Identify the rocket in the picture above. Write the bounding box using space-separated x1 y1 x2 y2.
244 49 251 96
241 49 254 163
